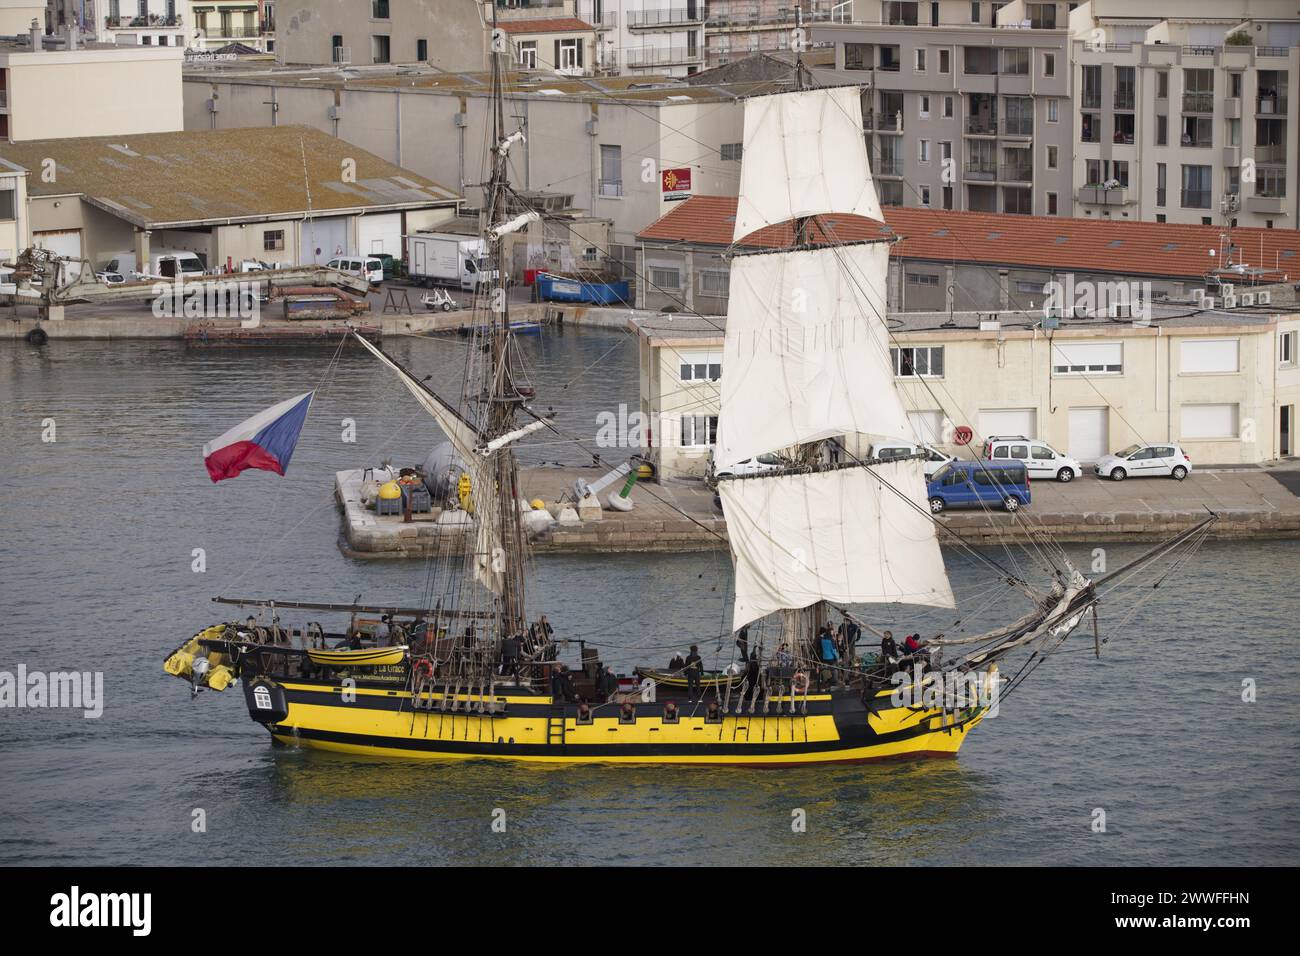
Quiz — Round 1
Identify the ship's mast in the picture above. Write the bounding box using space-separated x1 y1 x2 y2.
484 10 529 639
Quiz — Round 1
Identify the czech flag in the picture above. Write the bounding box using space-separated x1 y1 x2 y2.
203 392 314 482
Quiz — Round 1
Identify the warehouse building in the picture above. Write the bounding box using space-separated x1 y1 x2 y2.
0 124 460 273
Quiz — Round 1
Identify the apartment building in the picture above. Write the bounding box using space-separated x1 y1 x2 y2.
632 307 1300 478
703 0 840 68
47 0 192 47
571 1 704 76
812 0 1075 216
275 0 484 68
1072 2 1300 229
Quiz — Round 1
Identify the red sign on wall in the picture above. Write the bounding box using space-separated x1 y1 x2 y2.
661 167 692 201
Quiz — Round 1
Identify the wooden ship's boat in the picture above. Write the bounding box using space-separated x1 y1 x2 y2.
163 18 1214 765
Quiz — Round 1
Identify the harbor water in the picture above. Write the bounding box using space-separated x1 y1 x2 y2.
1 331 1297 866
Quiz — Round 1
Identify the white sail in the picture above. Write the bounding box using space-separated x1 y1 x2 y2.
714 242 912 468
719 460 955 630
733 86 883 243
351 333 504 595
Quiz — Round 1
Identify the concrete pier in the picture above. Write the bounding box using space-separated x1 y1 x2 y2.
336 464 1300 557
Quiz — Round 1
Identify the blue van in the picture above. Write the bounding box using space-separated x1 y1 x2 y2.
926 460 1030 513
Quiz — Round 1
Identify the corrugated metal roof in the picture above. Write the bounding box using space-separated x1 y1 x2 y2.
0 126 459 228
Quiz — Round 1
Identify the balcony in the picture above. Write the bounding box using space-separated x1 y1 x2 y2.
1182 92 1215 114
1077 185 1131 206
875 157 904 177
1180 189 1212 209
1114 91 1135 111
863 111 903 132
965 116 997 136
1247 192 1288 214
1257 144 1289 163
627 8 705 29
999 163 1033 183
1000 117 1033 138
1081 92 1101 110
964 160 996 181
598 179 624 198
105 14 184 29
332 46 351 64
1258 95 1288 116
622 46 702 67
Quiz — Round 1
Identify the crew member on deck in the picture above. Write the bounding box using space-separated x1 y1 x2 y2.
880 630 899 670
500 632 521 678
683 645 703 702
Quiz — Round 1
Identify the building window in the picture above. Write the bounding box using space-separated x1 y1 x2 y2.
920 185 931 206
681 415 719 446
1181 339 1239 374
372 0 389 18
720 143 743 161
556 37 584 71
1156 114 1167 146
918 139 930 162
517 41 536 68
919 96 930 118
1047 145 1058 169
263 229 285 252
372 35 390 64
907 272 939 285
844 43 870 70
417 39 427 61
680 350 722 380
1156 163 1167 206
970 2 980 23
890 346 944 377
599 144 622 197
915 48 926 72
1180 165 1212 209
938 48 950 73
650 266 680 290
943 96 954 118
1052 341 1122 375
1047 99 1058 124
1043 53 1055 77
1280 330 1297 366
699 271 729 296
1156 71 1168 99
1046 191 1058 215
1180 404 1239 440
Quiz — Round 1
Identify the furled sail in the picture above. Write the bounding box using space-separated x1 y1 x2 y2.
714 241 912 468
732 86 883 243
718 460 955 630
351 333 504 594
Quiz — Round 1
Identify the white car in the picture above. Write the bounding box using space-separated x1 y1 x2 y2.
981 435 1083 483
1094 443 1192 481
713 452 786 480
870 440 954 478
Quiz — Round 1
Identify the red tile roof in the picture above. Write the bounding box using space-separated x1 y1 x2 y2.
637 196 1300 281
498 18 594 34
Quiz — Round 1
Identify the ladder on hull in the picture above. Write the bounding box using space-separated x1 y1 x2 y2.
546 708 567 752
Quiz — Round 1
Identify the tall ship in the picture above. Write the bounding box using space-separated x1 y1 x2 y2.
163 21 1212 765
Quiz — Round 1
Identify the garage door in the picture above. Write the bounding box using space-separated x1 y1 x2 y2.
979 408 1036 441
1068 407 1109 461
907 409 945 444
34 229 84 280
357 212 401 257
300 216 350 265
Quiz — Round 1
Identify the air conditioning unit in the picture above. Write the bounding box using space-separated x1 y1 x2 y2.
1220 282 1234 296
1191 288 1205 303
1240 292 1256 306
1202 296 1216 309
1258 290 1272 305
979 318 1002 331
327 104 343 120
1222 293 1237 309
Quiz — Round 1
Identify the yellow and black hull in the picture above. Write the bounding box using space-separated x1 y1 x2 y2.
245 676 987 766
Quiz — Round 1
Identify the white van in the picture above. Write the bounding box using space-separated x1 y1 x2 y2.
102 249 206 281
981 435 1083 482
325 255 384 285
869 440 954 478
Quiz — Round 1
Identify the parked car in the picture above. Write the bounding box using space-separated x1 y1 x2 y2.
1094 443 1192 481
981 435 1083 483
373 253 403 281
325 255 384 286
95 271 125 285
927 460 1031 513
102 249 206 280
870 440 954 478
711 452 786 480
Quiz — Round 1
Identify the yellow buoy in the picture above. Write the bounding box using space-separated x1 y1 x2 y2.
378 481 402 500
530 498 546 511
